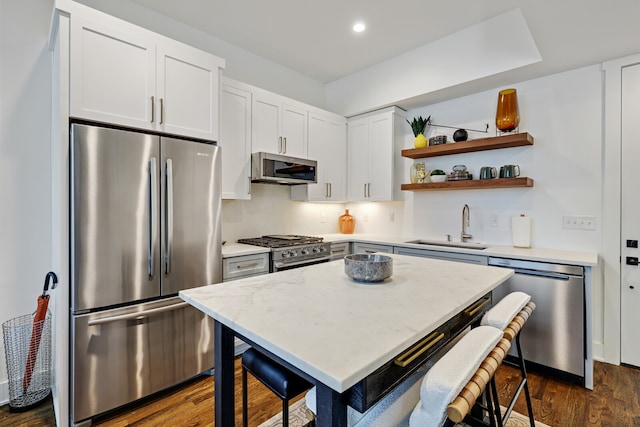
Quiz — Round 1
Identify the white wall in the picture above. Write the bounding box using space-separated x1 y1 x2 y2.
0 0 54 403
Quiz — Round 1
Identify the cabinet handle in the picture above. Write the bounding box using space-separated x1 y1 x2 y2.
237 262 259 269
278 137 283 153
364 183 367 198
151 96 155 123
394 331 445 367
283 137 287 153
367 183 371 198
248 176 252 195
464 297 491 317
329 183 332 198
160 98 164 124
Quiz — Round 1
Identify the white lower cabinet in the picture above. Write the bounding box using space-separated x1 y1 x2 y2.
393 246 488 265
330 242 351 260
352 242 393 254
223 253 270 281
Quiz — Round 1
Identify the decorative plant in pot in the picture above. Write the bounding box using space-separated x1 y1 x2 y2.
407 115 430 148
430 169 447 183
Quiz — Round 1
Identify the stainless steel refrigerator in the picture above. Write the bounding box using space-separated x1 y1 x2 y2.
70 123 222 425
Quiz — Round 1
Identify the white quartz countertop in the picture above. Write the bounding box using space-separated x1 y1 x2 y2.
180 253 513 392
222 243 270 258
318 234 598 267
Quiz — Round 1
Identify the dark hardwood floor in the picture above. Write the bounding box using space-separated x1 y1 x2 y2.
2 360 640 426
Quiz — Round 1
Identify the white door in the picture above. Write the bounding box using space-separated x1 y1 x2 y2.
252 93 282 153
368 113 393 201
220 84 252 200
281 103 307 158
326 117 347 201
347 117 370 201
307 113 329 200
156 44 221 141
621 62 640 366
70 16 155 130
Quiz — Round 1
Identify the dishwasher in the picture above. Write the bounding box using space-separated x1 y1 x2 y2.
488 257 585 384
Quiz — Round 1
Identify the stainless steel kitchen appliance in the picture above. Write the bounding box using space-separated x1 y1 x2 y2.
70 123 222 426
488 257 585 384
251 152 318 185
237 235 330 272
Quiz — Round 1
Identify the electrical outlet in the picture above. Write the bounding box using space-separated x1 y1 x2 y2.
320 212 326 223
563 215 596 230
490 215 498 228
388 212 395 223
363 212 369 222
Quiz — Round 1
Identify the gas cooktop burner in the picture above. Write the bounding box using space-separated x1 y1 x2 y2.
237 235 323 248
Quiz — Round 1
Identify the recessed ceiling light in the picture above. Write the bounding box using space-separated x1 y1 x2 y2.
353 22 365 33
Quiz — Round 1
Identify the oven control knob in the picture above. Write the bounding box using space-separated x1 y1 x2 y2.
281 250 290 258
313 246 320 253
301 248 309 255
320 246 327 252
290 250 298 257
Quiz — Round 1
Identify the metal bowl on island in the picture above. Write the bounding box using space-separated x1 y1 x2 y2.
344 254 393 282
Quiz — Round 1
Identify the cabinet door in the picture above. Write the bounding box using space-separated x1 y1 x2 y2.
252 92 282 153
70 16 155 130
347 117 370 201
306 113 330 200
280 103 307 158
156 44 221 141
368 113 394 201
220 84 252 199
326 117 348 201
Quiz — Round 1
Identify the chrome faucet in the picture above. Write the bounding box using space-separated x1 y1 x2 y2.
461 204 472 242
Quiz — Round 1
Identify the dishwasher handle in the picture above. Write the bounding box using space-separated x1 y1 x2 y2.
511 268 572 281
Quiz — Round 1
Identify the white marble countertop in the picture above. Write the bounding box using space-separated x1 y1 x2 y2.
318 234 598 267
180 253 513 392
222 243 270 258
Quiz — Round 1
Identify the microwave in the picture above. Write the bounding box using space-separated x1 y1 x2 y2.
251 152 318 185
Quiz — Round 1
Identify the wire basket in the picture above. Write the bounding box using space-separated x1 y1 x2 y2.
2 310 52 411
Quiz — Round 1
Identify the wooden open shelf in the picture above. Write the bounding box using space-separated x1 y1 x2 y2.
401 177 534 191
401 132 534 159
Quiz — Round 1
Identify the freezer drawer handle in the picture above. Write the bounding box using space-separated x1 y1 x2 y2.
464 297 490 317
148 158 158 278
394 331 444 367
165 159 174 274
87 302 190 326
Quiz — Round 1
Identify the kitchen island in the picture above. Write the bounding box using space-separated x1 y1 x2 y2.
180 253 514 426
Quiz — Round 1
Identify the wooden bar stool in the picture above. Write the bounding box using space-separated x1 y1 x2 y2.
409 325 506 427
480 292 536 427
242 347 313 427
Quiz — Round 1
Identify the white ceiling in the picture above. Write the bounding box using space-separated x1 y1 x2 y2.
128 0 640 87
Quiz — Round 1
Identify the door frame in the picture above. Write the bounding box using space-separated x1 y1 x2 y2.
603 52 640 365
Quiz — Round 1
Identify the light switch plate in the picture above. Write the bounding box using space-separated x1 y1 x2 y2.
563 215 596 230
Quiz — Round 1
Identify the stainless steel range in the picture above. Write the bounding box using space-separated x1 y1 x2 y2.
237 235 331 272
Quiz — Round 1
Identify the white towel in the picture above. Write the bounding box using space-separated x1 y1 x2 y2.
409 326 503 427
481 292 531 330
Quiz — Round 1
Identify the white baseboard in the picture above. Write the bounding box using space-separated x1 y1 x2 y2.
0 379 9 406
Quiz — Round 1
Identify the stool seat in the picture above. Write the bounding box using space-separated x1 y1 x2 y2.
242 347 313 427
242 348 312 399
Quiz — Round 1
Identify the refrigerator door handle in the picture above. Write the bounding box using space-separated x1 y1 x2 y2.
86 301 190 326
149 158 158 278
165 158 174 274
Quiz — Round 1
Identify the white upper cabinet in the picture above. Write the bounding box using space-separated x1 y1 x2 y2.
252 90 307 158
347 107 406 201
70 15 224 141
220 79 252 199
292 112 347 201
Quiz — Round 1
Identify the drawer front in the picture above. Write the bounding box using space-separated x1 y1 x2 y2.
330 242 351 261
345 293 492 412
223 253 269 281
352 242 393 254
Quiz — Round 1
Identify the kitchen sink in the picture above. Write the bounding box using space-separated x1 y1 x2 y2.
404 239 489 250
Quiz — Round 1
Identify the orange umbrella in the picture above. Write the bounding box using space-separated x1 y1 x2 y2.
23 272 57 392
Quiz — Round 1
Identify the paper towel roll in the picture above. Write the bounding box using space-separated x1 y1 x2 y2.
511 214 531 248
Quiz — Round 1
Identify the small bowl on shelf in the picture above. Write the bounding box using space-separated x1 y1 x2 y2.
430 175 447 183
344 254 393 282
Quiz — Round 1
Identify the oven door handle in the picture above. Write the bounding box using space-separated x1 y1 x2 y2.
273 255 332 269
